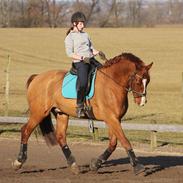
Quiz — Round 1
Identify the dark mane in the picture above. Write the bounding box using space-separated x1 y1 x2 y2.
100 52 144 69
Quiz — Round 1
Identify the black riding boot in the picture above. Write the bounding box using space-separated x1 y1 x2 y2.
76 103 85 118
76 88 85 118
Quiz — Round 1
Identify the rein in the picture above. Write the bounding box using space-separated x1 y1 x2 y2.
98 69 146 98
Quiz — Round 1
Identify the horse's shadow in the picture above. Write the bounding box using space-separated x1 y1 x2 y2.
20 166 67 174
102 155 183 176
20 155 183 176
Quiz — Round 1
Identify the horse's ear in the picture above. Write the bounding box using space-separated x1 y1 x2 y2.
146 62 153 70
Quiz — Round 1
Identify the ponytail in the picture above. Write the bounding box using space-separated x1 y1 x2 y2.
66 27 73 36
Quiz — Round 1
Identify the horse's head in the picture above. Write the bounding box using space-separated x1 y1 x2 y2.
101 53 153 106
128 62 153 106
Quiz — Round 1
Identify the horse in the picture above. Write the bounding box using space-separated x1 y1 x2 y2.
12 52 153 175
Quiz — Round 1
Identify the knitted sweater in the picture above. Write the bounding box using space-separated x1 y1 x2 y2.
64 31 94 62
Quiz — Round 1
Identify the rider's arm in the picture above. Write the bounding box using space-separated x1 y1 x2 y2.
88 35 99 56
65 34 83 61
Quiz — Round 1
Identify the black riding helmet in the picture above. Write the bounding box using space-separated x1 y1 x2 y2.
71 12 86 23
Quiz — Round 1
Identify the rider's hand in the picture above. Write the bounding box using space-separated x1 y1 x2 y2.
83 57 90 64
98 51 107 61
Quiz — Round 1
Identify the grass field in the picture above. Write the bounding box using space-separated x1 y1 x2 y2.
0 123 183 152
0 28 183 124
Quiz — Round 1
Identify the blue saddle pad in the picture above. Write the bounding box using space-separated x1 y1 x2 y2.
62 70 96 99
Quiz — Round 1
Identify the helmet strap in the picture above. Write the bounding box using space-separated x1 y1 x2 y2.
73 22 82 32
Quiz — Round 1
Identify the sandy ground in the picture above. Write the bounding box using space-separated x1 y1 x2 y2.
0 137 183 183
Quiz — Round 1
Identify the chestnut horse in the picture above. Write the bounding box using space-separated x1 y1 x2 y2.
13 53 153 175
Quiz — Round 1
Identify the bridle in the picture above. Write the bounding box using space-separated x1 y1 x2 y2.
98 69 147 98
126 72 146 98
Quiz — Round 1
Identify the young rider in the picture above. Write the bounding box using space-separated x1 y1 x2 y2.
64 11 105 118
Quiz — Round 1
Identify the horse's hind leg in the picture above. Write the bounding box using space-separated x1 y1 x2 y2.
55 113 80 175
12 115 42 170
90 128 117 171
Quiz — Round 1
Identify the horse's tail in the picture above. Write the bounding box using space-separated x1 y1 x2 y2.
26 74 38 89
39 113 58 146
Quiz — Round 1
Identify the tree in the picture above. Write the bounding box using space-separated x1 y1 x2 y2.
0 0 11 27
125 0 143 27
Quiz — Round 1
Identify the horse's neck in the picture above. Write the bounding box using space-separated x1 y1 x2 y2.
102 61 135 87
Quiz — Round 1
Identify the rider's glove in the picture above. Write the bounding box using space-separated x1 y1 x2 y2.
82 57 90 64
98 51 107 61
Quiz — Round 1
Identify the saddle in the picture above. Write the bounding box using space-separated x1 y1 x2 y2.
62 66 96 100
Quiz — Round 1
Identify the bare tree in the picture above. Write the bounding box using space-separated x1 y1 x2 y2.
45 0 68 27
1 0 183 28
0 0 11 27
85 0 99 25
125 0 143 27
71 0 99 26
99 0 117 27
167 0 183 24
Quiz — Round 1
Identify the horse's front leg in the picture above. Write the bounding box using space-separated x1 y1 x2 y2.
90 128 117 171
106 118 145 175
55 113 80 175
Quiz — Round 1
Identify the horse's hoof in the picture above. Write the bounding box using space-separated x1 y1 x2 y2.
12 159 23 170
133 163 145 175
90 158 102 172
70 162 80 175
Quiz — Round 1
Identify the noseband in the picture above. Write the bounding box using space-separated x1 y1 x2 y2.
126 72 146 98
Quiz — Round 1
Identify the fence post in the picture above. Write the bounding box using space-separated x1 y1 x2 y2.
150 130 157 150
4 55 11 116
93 127 99 141
182 72 183 121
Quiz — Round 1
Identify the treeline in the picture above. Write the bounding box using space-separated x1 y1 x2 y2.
0 0 183 28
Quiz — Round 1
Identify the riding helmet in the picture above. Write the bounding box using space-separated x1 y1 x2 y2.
71 12 86 23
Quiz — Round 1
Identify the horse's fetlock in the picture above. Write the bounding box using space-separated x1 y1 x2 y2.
90 158 102 171
70 162 80 175
18 152 27 163
17 144 27 163
133 163 145 175
67 154 76 166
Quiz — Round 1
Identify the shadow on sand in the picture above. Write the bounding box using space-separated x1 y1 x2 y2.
19 155 183 176
103 155 183 176
20 166 67 174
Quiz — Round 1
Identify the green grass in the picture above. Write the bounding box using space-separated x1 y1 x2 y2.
0 124 183 151
0 28 183 124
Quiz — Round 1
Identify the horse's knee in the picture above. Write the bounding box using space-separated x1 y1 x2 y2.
56 133 66 146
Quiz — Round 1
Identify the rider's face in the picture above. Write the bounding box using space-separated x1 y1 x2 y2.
74 21 85 31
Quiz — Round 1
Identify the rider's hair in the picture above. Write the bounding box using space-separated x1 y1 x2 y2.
66 26 74 36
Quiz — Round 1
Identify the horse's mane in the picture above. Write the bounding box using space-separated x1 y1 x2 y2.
100 52 144 69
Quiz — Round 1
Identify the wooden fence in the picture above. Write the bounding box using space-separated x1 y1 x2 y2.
0 116 183 150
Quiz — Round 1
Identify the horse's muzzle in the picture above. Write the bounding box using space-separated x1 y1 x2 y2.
135 96 147 106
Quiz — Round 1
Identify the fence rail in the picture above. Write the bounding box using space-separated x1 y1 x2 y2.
0 116 183 132
0 116 183 150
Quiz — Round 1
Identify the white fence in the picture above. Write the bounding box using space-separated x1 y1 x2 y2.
0 116 183 150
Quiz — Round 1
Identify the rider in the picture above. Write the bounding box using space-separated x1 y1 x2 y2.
64 11 105 118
